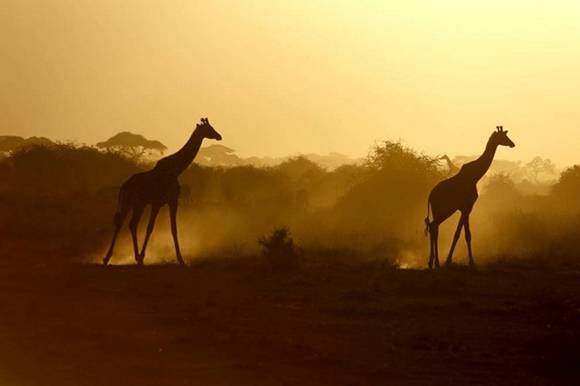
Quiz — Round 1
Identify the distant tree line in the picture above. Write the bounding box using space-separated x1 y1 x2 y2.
0 135 54 153
0 137 577 266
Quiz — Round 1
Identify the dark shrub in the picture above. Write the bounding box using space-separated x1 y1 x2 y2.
259 227 300 270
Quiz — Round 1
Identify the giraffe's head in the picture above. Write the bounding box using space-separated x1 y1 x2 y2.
492 126 515 148
196 117 222 141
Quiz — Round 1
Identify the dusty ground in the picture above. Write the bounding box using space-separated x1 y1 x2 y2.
0 258 579 386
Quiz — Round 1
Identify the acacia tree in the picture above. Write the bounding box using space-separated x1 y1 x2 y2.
196 144 242 166
96 132 167 160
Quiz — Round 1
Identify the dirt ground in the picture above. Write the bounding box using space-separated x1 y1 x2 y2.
0 258 579 386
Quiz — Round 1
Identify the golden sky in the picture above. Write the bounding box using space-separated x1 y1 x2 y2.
2 1 580 165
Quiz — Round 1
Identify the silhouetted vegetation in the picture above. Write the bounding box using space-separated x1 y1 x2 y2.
0 135 54 154
195 144 363 169
0 144 141 261
259 227 300 270
0 138 577 267
96 131 167 161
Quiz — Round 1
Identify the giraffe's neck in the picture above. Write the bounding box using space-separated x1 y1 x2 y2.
465 135 498 182
442 155 455 170
154 130 204 176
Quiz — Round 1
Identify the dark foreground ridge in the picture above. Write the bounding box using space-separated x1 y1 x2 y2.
1 259 579 386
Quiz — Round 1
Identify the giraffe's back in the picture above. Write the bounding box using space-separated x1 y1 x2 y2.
429 175 478 223
119 171 180 207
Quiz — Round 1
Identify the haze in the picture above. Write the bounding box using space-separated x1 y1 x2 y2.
2 1 580 165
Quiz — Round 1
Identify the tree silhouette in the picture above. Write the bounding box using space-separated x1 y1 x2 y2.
196 144 242 166
367 140 440 175
525 156 557 183
96 132 167 160
0 136 54 153
552 165 580 199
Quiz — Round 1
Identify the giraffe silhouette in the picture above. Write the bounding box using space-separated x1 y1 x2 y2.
103 118 222 266
439 154 459 176
425 126 515 269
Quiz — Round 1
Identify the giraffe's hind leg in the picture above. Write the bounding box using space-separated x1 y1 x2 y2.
428 224 435 269
103 207 129 265
432 223 440 269
428 222 440 270
129 205 145 265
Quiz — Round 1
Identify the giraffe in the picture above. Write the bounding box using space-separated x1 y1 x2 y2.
424 126 515 269
439 154 459 176
102 118 222 266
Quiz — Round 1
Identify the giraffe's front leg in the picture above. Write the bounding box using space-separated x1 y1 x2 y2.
446 215 465 266
464 215 475 267
428 224 435 270
103 208 128 266
139 205 161 264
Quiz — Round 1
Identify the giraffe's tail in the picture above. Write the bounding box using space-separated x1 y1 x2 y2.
424 199 431 236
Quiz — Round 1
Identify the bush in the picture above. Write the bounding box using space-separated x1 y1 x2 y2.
259 227 300 270
552 165 580 204
0 144 142 262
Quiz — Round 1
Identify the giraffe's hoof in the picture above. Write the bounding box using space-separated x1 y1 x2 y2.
102 257 109 266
